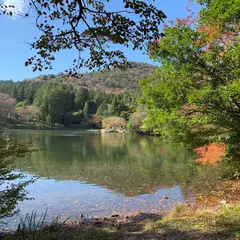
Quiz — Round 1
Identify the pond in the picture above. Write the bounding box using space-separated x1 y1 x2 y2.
4 130 206 227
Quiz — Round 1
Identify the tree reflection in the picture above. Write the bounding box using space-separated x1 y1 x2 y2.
13 131 199 197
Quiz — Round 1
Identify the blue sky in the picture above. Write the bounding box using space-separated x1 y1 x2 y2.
1 0 201 81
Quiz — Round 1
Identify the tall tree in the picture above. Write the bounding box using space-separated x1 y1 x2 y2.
83 101 89 121
75 87 90 110
109 96 118 115
0 93 16 123
140 0 240 171
34 82 75 126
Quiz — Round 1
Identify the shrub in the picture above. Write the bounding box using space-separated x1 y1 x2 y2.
175 204 185 214
88 114 102 128
17 106 40 124
127 109 148 133
102 117 126 131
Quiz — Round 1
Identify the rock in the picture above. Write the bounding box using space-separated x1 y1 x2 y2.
101 129 116 133
79 214 84 218
111 214 119 218
220 200 227 205
162 196 169 200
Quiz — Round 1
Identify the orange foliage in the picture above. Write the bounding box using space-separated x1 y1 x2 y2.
197 25 220 43
194 143 226 165
163 0 239 54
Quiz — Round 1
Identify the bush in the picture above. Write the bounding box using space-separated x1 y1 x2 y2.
102 117 126 131
127 109 148 133
88 114 102 128
17 106 40 124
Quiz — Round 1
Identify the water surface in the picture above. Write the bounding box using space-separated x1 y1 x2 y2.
5 130 201 226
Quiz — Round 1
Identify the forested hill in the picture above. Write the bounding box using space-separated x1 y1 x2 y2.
24 62 155 92
0 62 154 128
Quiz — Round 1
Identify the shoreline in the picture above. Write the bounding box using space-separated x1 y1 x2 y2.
2 200 240 239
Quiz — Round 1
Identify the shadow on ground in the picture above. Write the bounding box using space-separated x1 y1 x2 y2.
3 209 240 240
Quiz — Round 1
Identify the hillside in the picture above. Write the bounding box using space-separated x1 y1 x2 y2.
25 62 155 92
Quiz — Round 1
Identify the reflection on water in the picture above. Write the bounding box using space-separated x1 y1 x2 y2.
5 130 200 227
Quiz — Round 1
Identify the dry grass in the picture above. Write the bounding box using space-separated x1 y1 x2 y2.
3 204 240 240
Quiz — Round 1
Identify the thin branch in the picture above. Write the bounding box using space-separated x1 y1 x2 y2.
81 17 105 52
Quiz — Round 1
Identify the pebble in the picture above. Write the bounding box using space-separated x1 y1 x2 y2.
219 200 227 205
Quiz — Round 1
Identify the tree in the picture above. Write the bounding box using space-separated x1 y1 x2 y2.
96 102 108 116
108 96 118 115
140 0 240 173
83 101 89 121
94 92 104 106
1 1 166 73
88 100 97 115
128 107 148 133
0 129 35 219
96 104 104 116
11 85 18 99
34 82 75 126
17 106 40 124
75 88 90 110
0 81 43 105
88 114 102 128
0 93 16 123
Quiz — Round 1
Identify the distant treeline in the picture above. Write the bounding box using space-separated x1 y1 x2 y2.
0 80 140 127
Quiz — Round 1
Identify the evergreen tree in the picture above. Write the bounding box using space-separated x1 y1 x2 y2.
11 85 18 99
88 101 97 115
109 96 118 116
75 88 90 110
83 101 89 121
96 104 104 116
35 82 75 126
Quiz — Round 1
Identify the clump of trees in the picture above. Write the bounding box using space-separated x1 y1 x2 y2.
140 0 240 176
127 107 148 133
0 79 140 128
17 106 40 125
0 80 42 105
0 93 16 123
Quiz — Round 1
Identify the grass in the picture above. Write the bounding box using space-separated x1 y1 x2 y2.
3 205 240 240
174 203 185 214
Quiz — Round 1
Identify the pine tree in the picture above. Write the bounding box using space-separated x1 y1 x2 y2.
108 96 118 116
83 101 89 121
75 88 90 110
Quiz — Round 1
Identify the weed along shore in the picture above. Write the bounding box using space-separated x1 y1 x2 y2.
3 202 240 240
2 176 240 239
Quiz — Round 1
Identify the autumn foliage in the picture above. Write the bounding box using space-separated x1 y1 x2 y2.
102 117 126 131
88 114 102 128
195 143 226 165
